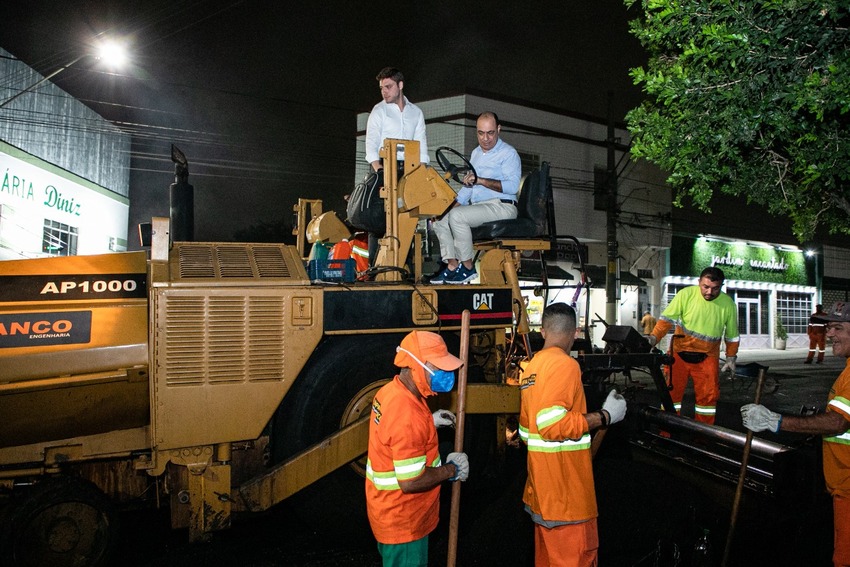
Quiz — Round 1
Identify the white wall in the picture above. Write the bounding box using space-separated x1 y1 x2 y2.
0 141 129 260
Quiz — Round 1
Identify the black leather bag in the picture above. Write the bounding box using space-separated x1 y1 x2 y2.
346 169 385 233
678 351 708 364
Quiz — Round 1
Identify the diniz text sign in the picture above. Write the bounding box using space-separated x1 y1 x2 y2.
0 311 92 348
711 251 789 272
2 169 82 216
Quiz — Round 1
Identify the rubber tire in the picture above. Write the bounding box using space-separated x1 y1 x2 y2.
269 333 406 534
271 333 405 462
0 476 118 567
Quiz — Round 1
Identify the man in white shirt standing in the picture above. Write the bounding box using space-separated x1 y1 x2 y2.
365 67 429 172
363 67 430 265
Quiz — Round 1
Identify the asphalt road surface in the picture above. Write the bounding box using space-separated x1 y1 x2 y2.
112 347 838 566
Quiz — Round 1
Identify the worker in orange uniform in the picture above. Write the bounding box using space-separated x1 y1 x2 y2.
646 267 739 424
640 311 656 335
328 231 371 280
365 331 469 566
742 301 850 567
520 303 627 566
806 304 828 364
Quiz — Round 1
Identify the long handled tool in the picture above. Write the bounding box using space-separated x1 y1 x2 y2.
447 309 471 567
721 367 767 567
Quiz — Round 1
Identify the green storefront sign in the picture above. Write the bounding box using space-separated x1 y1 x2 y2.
670 236 808 286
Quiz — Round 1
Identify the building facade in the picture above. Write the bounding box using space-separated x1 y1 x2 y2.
0 47 130 260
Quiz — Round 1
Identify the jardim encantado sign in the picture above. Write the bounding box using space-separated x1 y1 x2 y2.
670 236 808 285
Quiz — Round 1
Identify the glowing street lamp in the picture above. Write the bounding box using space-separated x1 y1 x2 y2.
0 38 129 109
95 39 128 69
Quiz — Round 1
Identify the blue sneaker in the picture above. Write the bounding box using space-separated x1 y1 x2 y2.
447 265 477 284
430 265 458 284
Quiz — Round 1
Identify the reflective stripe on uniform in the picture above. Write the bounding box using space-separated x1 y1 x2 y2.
829 396 850 417
394 455 428 481
825 397 850 445
366 456 442 490
536 405 567 430
366 459 401 491
695 404 716 416
658 317 723 345
825 431 850 445
518 426 591 452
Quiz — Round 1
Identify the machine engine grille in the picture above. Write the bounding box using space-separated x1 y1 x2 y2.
161 293 286 385
173 243 301 280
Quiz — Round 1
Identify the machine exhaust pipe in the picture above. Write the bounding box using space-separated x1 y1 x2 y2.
170 145 194 242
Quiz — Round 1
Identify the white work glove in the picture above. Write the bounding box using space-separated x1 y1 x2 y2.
446 452 469 482
721 356 737 375
432 409 456 428
645 334 658 347
741 403 782 433
602 389 627 426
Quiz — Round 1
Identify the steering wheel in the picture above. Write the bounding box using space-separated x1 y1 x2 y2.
436 146 478 186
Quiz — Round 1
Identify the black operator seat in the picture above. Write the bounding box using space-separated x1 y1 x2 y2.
471 162 551 241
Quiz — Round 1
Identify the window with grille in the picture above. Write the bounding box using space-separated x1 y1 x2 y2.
43 219 78 256
777 292 812 334
664 284 687 308
517 151 540 173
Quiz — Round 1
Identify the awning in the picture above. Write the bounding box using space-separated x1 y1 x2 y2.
583 265 647 288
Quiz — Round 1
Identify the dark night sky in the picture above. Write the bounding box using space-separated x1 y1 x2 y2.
0 0 648 244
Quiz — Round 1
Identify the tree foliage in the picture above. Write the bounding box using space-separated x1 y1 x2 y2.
625 0 850 241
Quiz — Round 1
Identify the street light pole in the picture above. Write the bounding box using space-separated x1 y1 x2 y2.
605 92 620 326
806 248 821 305
815 252 821 304
0 39 127 110
0 55 86 109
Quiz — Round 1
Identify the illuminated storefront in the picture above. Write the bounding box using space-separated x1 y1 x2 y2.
518 241 648 349
0 141 129 260
664 235 816 350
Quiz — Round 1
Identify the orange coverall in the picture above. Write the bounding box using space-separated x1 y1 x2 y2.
519 346 598 567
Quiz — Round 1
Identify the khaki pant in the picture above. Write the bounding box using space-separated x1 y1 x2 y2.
433 199 517 263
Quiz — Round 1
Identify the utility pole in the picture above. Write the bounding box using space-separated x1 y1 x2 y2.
605 93 619 325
